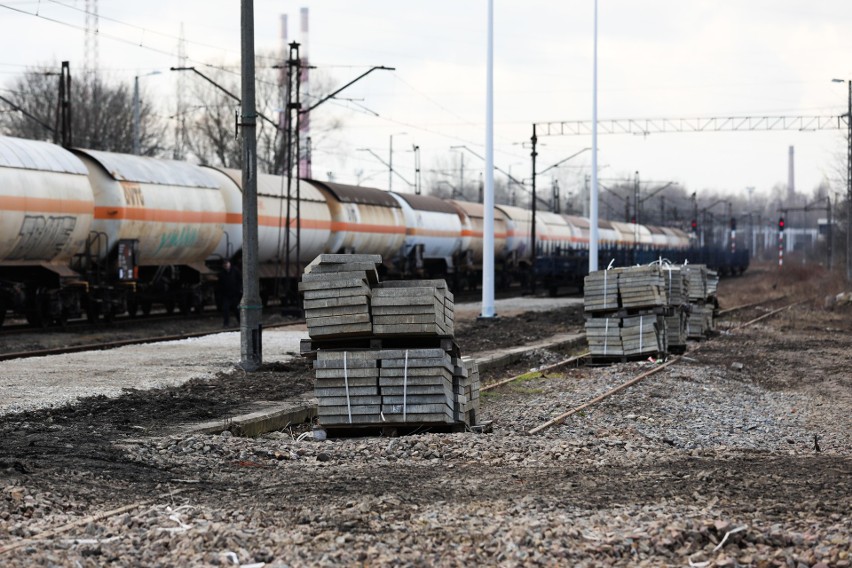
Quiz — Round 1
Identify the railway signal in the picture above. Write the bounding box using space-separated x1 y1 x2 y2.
778 217 785 231
778 216 785 268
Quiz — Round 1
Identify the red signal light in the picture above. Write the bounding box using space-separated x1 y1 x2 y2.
779 217 785 231
691 219 697 230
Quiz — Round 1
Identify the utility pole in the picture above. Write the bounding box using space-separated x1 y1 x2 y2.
58 61 72 147
847 80 851 281
413 144 421 195
240 0 262 371
459 152 465 200
530 124 538 294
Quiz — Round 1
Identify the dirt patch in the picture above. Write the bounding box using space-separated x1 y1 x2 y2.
454 305 584 353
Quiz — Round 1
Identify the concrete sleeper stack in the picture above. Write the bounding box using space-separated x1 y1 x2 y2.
300 254 479 433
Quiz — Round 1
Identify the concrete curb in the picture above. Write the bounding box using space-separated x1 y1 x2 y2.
187 332 588 437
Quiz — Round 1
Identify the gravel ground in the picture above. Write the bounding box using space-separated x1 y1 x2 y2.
1 265 850 567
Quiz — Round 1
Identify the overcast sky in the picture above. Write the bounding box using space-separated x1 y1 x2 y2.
2 0 851 203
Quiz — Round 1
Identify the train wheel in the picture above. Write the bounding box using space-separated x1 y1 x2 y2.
141 300 152 316
56 308 69 329
127 297 139 318
25 289 50 328
86 302 99 323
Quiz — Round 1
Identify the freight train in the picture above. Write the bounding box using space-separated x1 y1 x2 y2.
0 135 749 327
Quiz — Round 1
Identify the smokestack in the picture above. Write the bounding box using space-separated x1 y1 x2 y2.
788 145 795 200
299 7 311 178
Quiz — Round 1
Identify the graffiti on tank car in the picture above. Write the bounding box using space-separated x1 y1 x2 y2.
122 183 145 208
154 226 200 254
8 215 77 260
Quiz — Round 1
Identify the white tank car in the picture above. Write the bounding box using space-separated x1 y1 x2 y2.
206 170 332 274
562 215 591 249
597 220 620 249
0 137 94 268
535 211 574 256
661 227 691 249
449 200 509 265
389 192 463 269
647 225 670 249
495 204 536 263
75 149 226 266
609 221 654 249
307 180 406 261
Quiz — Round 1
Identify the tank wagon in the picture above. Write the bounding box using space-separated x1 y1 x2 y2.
0 135 749 326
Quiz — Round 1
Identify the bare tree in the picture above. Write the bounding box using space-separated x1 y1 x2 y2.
0 63 165 154
181 54 342 174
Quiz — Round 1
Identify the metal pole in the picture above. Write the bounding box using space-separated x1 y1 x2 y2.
459 152 465 200
633 171 639 263
847 80 851 281
132 76 140 155
531 124 537 295
589 0 599 273
827 195 833 269
240 0 262 371
481 0 495 318
389 134 393 191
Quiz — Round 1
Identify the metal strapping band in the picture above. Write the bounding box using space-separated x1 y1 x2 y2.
344 352 352 424
403 350 409 423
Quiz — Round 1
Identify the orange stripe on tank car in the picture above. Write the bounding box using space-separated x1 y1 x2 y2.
0 195 93 214
226 213 333 231
460 229 508 239
330 221 406 234
407 227 462 238
94 206 226 224
258 216 332 230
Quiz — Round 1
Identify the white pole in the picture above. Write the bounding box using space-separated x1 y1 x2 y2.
132 76 140 155
482 0 496 317
589 0 600 273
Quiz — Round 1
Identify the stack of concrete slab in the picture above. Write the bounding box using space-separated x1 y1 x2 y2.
662 266 689 353
584 315 623 357
372 280 454 337
583 269 619 312
684 265 708 302
706 269 719 298
378 348 455 423
314 350 380 426
617 265 666 310
583 265 668 361
682 265 717 339
621 313 665 357
662 265 689 307
300 254 479 431
298 254 381 339
455 357 481 426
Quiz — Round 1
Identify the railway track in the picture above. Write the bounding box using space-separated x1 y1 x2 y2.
0 319 307 362
476 298 808 436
